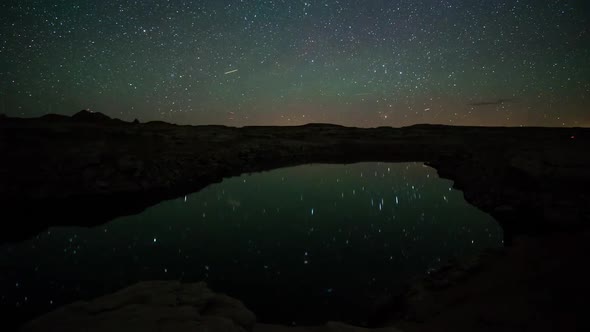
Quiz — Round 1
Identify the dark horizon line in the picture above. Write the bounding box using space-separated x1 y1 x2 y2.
1 110 587 130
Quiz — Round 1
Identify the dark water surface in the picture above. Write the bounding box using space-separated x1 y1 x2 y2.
0 162 502 326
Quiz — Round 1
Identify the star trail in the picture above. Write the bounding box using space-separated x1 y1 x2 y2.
1 0 588 126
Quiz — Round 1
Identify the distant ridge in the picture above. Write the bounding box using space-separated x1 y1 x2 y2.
71 110 113 122
40 113 69 121
300 123 345 128
0 112 585 129
403 123 453 129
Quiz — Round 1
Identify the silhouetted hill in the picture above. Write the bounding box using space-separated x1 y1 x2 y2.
40 113 69 121
71 109 112 122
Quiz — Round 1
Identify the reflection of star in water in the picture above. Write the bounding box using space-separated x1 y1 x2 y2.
228 199 241 208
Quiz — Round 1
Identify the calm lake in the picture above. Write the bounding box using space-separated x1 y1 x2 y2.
0 162 503 326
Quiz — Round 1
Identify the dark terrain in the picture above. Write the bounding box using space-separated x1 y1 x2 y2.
1 110 589 331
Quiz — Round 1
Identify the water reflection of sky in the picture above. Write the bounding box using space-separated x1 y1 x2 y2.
0 162 502 325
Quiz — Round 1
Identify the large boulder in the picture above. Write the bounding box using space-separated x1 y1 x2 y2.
21 281 256 332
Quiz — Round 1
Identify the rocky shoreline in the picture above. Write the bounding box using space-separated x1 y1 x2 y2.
1 111 589 331
21 281 403 332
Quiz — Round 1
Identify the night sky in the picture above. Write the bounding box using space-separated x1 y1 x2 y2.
1 0 589 127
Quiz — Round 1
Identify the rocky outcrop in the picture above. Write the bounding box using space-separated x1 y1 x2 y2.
385 231 590 332
71 110 114 123
21 281 256 332
21 281 404 332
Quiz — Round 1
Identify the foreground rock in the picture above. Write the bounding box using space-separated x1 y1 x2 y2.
384 230 590 332
22 281 402 332
21 281 256 332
